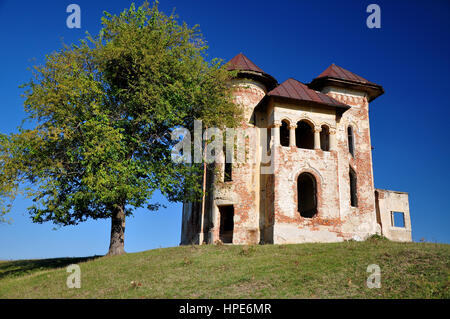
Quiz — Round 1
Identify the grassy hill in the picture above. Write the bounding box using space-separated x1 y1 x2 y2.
0 238 448 298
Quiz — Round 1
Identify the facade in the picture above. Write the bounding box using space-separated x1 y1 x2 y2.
181 53 412 245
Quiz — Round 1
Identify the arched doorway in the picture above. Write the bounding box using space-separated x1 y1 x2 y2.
297 172 317 218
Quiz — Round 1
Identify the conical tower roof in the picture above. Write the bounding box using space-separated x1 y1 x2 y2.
226 53 278 91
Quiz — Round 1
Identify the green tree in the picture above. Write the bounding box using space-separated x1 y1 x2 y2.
0 2 241 255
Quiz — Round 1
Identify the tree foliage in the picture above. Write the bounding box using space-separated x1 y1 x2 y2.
0 2 242 253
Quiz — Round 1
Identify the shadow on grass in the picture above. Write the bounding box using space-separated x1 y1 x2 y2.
0 255 102 280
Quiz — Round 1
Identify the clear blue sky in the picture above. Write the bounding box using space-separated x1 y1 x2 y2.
0 0 449 259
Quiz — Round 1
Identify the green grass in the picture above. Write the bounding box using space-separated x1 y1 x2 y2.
0 239 448 298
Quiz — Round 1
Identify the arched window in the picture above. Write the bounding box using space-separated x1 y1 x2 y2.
297 172 317 218
280 120 290 147
296 120 314 149
349 166 358 207
348 126 355 156
320 125 330 151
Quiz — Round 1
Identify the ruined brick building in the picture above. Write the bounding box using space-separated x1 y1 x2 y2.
181 53 412 245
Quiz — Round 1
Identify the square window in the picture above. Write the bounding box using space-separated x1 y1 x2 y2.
391 212 405 228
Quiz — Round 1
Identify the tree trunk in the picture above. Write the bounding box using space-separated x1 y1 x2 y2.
107 204 126 256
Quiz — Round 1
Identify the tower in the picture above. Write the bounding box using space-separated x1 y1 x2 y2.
307 64 384 241
181 53 277 245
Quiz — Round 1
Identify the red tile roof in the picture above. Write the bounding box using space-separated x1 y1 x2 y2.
226 53 264 73
309 64 384 101
268 78 348 109
226 53 278 91
315 64 377 86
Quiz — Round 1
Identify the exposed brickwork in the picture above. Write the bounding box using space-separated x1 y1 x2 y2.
181 59 412 245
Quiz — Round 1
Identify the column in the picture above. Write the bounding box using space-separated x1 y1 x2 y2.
314 127 321 150
273 122 281 147
329 128 337 151
289 124 296 147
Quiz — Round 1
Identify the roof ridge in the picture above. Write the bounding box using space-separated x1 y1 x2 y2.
268 77 348 108
335 64 361 82
241 54 251 70
310 63 384 102
292 79 318 102
331 64 349 79
316 63 372 85
226 53 264 73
